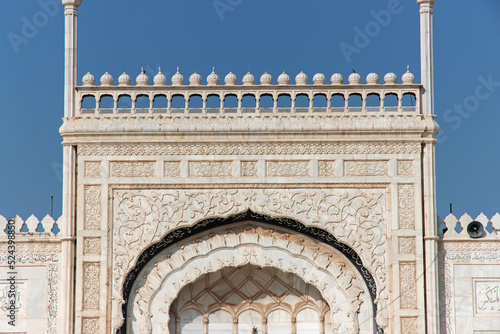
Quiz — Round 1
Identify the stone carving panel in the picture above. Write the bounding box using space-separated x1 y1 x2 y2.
0 242 61 253
398 184 415 229
112 188 388 331
85 185 101 230
164 161 181 177
345 161 388 176
241 161 258 177
83 262 100 310
129 225 368 334
85 161 101 178
189 161 232 177
266 161 310 177
47 263 59 334
110 161 155 177
400 262 417 308
82 318 99 334
318 160 335 177
84 238 101 255
79 142 421 156
399 237 416 254
398 160 414 176
401 317 418 334
475 280 500 314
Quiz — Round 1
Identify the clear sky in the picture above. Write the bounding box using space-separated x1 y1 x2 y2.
1 0 499 221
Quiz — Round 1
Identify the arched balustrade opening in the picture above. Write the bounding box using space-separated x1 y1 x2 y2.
188 94 203 113
384 93 398 112
277 94 291 113
171 95 186 113
331 94 345 112
99 95 114 114
135 95 150 113
81 95 96 113
295 94 310 113
348 93 363 112
117 95 132 113
402 92 416 112
259 94 273 113
153 95 168 113
366 93 381 112
313 94 327 113
242 94 257 113
224 94 238 113
207 95 221 113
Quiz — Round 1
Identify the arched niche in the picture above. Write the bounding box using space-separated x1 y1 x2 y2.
122 220 380 334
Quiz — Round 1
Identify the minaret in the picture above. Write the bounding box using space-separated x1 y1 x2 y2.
61 1 83 333
417 1 439 333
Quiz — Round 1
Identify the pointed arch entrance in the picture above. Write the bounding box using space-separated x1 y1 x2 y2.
122 214 380 334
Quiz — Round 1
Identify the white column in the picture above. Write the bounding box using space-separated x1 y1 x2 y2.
61 1 82 334
417 1 439 334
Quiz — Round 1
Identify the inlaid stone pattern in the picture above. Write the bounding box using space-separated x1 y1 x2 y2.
318 160 335 177
399 237 416 254
398 184 415 229
266 161 310 177
189 161 233 177
241 161 258 177
344 160 388 176
83 238 101 255
400 262 417 308
82 318 99 334
110 161 155 177
85 161 101 178
83 263 100 310
401 317 418 334
164 161 181 177
398 160 414 176
85 186 101 230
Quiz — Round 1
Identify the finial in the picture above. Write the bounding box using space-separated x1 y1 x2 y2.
177 66 180 72
141 67 144 73
158 66 162 73
407 65 410 72
212 66 215 72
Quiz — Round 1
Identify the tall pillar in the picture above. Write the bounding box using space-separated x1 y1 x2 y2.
417 1 440 333
61 1 83 333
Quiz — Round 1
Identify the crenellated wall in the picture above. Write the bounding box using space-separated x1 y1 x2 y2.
439 213 500 333
0 215 62 333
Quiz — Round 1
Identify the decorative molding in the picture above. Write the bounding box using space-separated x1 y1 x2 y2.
129 225 367 334
399 237 416 254
318 160 335 177
401 317 418 334
0 242 61 253
110 161 155 177
398 160 414 176
241 161 258 177
77 142 421 157
400 262 417 308
84 238 101 255
82 318 99 334
47 263 59 334
267 161 310 177
164 161 181 177
0 253 59 264
83 262 100 310
112 188 388 331
398 184 415 229
85 161 102 178
189 161 232 177
85 185 101 230
345 160 388 176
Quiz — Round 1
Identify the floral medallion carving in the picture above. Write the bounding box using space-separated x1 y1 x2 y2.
401 317 418 333
85 161 101 178
111 188 388 331
398 160 414 176
241 161 258 177
398 184 415 229
400 262 417 308
344 161 388 176
164 162 181 177
85 185 101 230
189 161 232 177
110 161 155 177
83 262 100 310
82 318 99 334
399 237 416 254
318 160 335 177
84 238 101 255
266 161 310 177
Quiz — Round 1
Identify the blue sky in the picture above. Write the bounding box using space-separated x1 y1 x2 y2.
1 0 500 221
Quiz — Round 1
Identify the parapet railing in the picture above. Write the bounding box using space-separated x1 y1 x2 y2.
74 70 422 117
0 215 61 237
439 213 500 240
